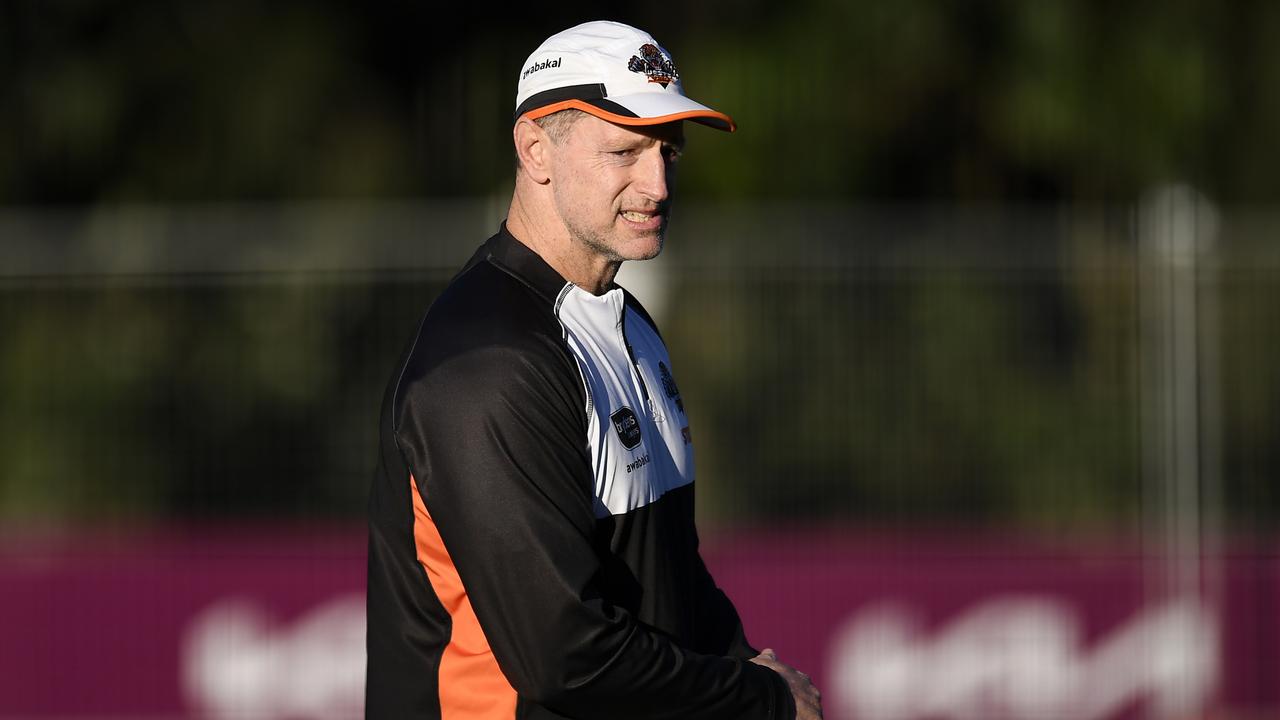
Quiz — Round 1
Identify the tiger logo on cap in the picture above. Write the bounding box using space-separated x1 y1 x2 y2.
627 43 679 88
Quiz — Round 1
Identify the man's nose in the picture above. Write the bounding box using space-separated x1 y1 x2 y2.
634 146 672 204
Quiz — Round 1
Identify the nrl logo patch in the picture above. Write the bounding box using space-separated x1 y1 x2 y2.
610 407 643 450
627 43 679 88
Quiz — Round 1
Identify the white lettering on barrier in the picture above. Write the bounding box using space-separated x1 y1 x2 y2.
183 595 366 719
180 593 1218 720
827 596 1219 720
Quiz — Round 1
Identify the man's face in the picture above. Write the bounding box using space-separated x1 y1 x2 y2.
547 114 685 264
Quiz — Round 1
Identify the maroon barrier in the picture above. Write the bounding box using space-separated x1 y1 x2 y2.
702 529 1275 720
0 524 1273 719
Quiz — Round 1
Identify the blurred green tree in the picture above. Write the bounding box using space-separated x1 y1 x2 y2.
2 0 1277 531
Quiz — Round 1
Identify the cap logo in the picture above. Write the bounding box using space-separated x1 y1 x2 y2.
627 44 679 88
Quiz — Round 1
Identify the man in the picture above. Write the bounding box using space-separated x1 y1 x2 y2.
366 20 821 720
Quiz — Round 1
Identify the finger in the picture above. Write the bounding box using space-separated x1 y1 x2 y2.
797 701 823 720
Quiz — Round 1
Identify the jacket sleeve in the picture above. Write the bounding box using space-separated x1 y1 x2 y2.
692 541 760 660
395 341 794 720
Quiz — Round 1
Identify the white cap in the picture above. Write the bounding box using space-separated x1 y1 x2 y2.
513 20 735 132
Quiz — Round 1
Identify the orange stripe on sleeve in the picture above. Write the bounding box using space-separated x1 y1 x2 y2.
411 474 518 719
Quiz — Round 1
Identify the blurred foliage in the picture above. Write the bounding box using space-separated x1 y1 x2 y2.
663 214 1141 531
3 0 1280 204
6 206 1275 532
2 1 1279 530
0 274 449 520
660 208 1279 532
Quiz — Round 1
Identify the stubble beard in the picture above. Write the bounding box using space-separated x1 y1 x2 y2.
562 211 667 264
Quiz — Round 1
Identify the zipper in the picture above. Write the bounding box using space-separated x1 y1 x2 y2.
618 305 663 422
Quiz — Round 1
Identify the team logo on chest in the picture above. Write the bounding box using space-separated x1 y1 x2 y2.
610 407 643 450
658 361 684 415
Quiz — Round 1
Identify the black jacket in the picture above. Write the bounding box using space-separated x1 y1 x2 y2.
366 224 794 719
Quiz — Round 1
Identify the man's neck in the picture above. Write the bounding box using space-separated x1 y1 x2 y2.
505 191 620 296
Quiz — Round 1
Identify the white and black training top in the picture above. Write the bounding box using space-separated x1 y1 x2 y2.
366 225 794 720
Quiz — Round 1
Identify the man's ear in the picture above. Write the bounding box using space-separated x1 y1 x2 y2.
514 118 552 184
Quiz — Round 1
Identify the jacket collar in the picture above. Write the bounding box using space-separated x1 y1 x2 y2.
484 222 572 304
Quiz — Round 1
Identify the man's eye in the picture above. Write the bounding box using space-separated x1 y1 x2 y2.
663 146 684 162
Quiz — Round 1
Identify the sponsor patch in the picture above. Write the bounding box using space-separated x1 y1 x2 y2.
610 407 643 450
